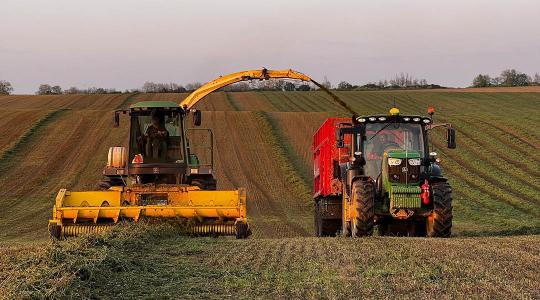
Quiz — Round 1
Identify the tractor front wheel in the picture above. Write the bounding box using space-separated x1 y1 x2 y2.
428 181 453 237
351 179 375 237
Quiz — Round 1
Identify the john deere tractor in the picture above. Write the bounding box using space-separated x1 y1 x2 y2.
313 107 456 237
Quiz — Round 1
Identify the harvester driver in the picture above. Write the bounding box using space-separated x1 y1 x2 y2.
145 110 169 161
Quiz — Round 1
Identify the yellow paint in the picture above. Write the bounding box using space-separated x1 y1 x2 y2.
180 69 312 110
49 185 248 237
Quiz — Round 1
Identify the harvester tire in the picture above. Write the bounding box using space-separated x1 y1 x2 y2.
49 223 61 240
235 222 250 239
191 178 217 190
351 179 375 237
429 182 453 237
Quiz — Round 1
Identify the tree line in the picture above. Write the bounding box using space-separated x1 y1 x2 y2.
1 69 538 95
472 69 540 87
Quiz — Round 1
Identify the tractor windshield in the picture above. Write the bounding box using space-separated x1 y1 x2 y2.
363 123 424 179
129 111 184 163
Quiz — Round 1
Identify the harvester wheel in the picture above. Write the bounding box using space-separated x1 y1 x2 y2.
48 223 61 240
235 222 250 239
191 178 217 190
351 179 375 237
429 182 453 237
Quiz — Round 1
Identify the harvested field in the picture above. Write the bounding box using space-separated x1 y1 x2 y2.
1 224 538 299
0 91 539 298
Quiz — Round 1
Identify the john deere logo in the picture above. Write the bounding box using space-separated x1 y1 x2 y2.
153 167 160 174
402 167 408 173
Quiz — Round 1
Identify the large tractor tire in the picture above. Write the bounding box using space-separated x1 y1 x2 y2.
351 179 375 237
428 181 453 237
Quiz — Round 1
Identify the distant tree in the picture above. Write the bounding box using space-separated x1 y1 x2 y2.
296 84 311 91
337 81 353 90
0 80 14 95
534 73 540 85
321 76 332 89
64 87 80 94
51 85 63 94
283 82 295 91
472 74 491 87
185 82 202 91
37 84 52 95
500 69 530 86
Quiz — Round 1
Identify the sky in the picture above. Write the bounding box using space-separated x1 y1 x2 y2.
1 0 539 94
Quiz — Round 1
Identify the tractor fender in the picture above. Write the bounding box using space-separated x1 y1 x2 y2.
429 164 448 183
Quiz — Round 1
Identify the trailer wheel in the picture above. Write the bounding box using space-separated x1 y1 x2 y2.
351 179 375 237
315 200 340 237
428 182 453 237
314 203 321 236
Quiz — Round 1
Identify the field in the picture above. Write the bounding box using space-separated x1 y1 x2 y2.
0 90 539 298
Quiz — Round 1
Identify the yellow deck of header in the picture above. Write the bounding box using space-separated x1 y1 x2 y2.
48 184 248 238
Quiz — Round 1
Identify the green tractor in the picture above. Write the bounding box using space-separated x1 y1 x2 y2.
313 107 456 237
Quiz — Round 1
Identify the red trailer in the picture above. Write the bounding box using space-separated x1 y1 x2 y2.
312 118 352 235
312 118 352 198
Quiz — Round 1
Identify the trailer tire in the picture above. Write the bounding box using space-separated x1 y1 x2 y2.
429 182 453 237
351 179 375 237
315 200 340 237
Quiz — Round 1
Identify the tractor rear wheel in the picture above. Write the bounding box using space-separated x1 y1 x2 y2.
351 179 375 237
429 182 453 237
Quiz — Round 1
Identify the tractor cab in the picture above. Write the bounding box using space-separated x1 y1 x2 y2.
105 101 214 188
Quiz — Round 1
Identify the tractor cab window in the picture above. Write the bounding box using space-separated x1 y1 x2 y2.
130 111 183 163
363 123 424 179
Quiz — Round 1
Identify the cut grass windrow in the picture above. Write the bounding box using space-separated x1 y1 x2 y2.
252 112 312 207
224 92 241 111
115 92 140 110
0 109 69 172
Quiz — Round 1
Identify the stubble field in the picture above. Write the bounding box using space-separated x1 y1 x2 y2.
0 89 538 298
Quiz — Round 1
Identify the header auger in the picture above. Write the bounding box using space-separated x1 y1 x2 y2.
49 68 335 239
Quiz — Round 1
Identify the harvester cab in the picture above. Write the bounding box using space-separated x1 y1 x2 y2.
313 107 456 238
104 101 215 189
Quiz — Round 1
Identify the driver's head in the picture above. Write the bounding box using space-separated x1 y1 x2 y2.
150 110 161 126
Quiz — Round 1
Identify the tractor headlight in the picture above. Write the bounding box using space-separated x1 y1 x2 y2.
388 158 402 166
408 158 421 166
413 117 421 122
357 117 366 123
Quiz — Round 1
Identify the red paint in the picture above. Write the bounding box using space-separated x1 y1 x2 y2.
421 180 430 204
312 118 352 198
132 154 144 164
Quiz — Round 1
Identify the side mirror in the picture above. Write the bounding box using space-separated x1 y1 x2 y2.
113 111 120 128
336 129 344 148
193 109 202 126
447 128 456 149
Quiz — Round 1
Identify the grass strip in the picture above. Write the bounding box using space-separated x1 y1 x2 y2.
0 109 68 171
115 92 140 110
252 111 312 206
224 92 241 111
